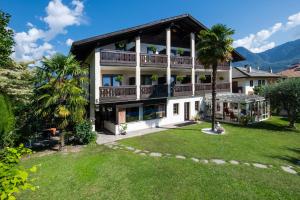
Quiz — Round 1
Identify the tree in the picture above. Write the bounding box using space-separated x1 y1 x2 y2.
0 94 15 148
196 24 234 131
34 54 88 138
262 78 300 128
0 10 14 68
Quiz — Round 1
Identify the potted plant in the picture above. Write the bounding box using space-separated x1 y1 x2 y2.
115 75 123 85
151 74 158 84
219 76 224 81
176 48 184 56
119 123 128 135
199 74 206 82
148 45 157 54
176 76 184 83
115 41 126 50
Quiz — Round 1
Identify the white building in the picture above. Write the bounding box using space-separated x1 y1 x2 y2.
232 66 280 95
71 14 244 135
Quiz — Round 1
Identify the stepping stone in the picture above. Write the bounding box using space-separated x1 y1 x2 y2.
268 165 273 168
126 146 135 151
229 160 239 165
253 163 268 169
200 159 209 164
112 146 119 150
165 153 172 156
139 153 146 156
191 158 199 162
281 166 297 174
211 159 226 164
149 152 162 157
176 155 186 159
134 149 141 153
244 163 250 166
143 150 149 153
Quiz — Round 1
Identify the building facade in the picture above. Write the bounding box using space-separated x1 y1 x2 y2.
71 14 244 134
232 66 280 95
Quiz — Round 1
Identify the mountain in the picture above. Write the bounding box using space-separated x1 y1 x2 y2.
234 39 300 72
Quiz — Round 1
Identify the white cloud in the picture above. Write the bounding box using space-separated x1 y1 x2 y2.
286 12 300 29
12 0 84 61
233 23 282 53
234 11 300 53
65 38 74 46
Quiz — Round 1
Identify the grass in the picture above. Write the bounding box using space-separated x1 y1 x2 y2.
20 117 300 199
121 116 300 166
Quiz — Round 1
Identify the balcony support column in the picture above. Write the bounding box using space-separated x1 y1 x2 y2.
229 61 232 93
191 32 195 96
136 36 141 100
90 48 101 131
166 28 171 96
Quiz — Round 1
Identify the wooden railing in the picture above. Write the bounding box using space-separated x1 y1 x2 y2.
195 82 230 95
99 86 136 102
217 62 230 70
140 53 167 67
140 85 168 99
100 50 136 66
171 56 192 68
172 84 192 97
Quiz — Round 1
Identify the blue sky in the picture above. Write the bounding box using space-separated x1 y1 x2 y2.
1 0 300 61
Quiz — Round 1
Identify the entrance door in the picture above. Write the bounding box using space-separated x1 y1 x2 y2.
184 102 190 120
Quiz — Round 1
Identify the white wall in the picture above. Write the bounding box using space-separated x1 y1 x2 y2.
110 96 203 135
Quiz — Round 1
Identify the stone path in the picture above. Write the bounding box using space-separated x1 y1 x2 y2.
103 142 299 175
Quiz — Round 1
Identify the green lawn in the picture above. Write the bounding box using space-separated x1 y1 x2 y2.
20 117 300 200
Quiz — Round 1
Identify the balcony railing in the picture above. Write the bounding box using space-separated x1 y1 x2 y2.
140 53 167 67
171 56 192 68
140 85 168 99
99 86 136 102
218 62 230 70
195 82 230 95
195 60 206 69
172 84 193 97
100 50 136 66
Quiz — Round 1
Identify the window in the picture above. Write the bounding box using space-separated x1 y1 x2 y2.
141 75 152 85
173 103 179 115
129 77 135 85
143 104 166 120
250 80 253 87
103 75 121 86
126 107 139 122
195 101 199 111
262 80 266 85
258 80 262 86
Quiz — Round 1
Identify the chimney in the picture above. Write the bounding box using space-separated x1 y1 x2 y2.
269 66 273 73
247 65 252 73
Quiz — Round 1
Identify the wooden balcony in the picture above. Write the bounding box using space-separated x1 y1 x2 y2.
140 85 168 99
195 82 231 95
172 84 192 97
195 60 230 70
99 86 136 102
218 62 230 70
100 50 136 66
171 56 192 68
140 53 167 67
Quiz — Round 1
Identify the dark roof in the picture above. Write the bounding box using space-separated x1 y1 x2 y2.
70 14 245 62
232 67 281 79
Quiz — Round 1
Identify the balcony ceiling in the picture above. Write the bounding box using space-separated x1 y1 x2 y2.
71 14 245 63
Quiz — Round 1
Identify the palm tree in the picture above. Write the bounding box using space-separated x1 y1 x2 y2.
196 24 234 131
34 54 88 147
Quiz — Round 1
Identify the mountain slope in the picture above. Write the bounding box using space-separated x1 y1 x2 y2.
233 39 300 72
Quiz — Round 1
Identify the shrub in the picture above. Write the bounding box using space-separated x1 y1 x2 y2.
74 120 97 144
0 144 38 199
0 94 15 148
